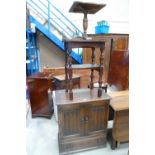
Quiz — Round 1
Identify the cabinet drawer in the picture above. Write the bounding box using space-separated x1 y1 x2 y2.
59 134 106 155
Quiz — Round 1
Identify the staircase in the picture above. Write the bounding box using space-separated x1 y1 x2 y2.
26 29 40 76
26 0 83 64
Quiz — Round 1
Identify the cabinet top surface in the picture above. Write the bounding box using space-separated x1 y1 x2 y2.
108 90 129 111
28 72 53 80
53 88 111 105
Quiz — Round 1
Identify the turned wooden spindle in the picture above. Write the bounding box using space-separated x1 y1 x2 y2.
90 47 95 89
68 55 73 100
98 47 104 97
83 13 88 39
65 47 69 92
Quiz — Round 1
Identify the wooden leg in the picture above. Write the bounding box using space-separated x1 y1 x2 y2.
103 85 107 93
65 46 68 92
78 78 81 88
105 86 107 93
90 47 95 89
65 67 68 92
111 138 117 150
98 88 102 97
98 47 104 97
68 56 73 100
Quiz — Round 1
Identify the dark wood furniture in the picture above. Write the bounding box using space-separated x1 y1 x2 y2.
27 72 54 118
64 38 106 100
53 74 80 90
54 88 111 155
69 1 106 38
56 4 109 153
108 90 129 149
108 49 129 90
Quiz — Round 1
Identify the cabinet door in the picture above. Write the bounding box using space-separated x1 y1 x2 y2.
86 100 109 135
58 104 84 138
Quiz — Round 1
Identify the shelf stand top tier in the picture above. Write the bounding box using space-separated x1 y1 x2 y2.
64 38 105 49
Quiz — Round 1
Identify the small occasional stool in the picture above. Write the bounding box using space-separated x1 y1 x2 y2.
53 74 80 90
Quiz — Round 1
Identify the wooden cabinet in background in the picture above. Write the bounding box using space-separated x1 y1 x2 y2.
108 49 129 90
54 88 110 155
27 72 54 118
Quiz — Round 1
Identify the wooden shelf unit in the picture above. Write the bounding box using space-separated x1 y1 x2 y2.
64 38 106 100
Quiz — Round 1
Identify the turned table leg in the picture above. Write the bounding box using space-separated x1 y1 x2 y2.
111 138 117 150
68 55 73 100
98 47 104 97
65 44 68 92
90 47 95 89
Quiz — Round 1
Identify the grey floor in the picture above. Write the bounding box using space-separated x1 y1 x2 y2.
26 108 129 155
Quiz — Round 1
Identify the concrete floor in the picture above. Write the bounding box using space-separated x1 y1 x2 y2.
26 108 129 155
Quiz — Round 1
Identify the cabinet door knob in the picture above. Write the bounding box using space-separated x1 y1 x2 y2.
85 116 89 122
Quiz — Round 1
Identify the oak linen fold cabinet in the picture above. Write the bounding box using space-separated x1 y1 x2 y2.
53 88 111 155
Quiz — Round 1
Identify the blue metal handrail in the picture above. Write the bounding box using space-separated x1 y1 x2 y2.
27 0 73 38
27 0 83 38
28 0 48 19
28 0 73 38
48 0 83 35
47 0 50 31
37 0 74 37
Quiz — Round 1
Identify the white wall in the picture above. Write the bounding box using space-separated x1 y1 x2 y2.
52 0 129 34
